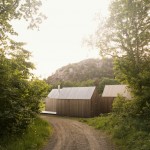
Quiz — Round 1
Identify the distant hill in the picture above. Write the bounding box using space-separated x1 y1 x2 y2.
46 58 114 86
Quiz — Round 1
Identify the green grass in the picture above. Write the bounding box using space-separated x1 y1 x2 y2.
80 115 150 150
79 115 111 130
0 117 53 150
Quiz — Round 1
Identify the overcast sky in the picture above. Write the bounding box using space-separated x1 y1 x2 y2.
13 0 110 78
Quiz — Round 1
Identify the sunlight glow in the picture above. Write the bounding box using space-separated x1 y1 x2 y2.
13 0 110 78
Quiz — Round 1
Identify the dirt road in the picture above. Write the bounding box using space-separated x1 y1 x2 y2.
41 115 115 150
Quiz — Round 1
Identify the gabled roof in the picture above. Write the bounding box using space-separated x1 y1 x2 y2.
102 85 131 99
60 87 96 100
48 86 96 100
48 89 61 99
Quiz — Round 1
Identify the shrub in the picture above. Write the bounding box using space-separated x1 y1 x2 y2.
0 117 52 150
0 52 49 136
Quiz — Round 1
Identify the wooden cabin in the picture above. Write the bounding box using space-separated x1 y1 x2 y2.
45 86 100 117
101 85 131 113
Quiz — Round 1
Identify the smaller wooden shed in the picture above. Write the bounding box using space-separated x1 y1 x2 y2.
100 85 131 113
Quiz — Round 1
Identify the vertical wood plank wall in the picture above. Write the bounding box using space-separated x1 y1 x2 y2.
56 89 102 117
57 99 91 117
99 97 114 113
91 89 101 117
45 97 57 112
45 90 115 117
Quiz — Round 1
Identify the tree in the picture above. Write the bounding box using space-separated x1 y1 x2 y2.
0 0 48 135
95 0 150 116
0 0 46 50
0 48 49 135
28 79 50 113
98 77 120 94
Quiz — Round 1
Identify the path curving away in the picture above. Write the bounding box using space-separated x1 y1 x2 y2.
41 115 115 150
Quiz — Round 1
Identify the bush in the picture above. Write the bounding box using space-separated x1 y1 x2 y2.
82 96 150 150
0 51 49 136
0 117 52 150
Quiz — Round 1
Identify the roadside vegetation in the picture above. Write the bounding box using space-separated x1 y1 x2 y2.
0 0 53 149
0 117 52 150
80 97 150 150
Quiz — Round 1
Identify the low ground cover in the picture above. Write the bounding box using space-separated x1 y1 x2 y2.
0 117 52 150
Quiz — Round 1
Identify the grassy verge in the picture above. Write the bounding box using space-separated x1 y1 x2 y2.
0 117 53 150
80 115 150 150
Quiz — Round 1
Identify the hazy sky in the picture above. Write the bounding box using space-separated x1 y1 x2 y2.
13 0 110 78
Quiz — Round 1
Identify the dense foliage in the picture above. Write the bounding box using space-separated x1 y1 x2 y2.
81 97 150 149
0 49 49 135
0 117 52 150
0 0 49 135
97 77 119 94
95 0 150 117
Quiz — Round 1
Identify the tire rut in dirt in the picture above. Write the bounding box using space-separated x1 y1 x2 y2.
42 115 115 150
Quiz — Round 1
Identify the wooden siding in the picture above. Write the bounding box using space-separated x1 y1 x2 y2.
45 88 103 117
56 99 91 117
91 89 101 116
45 97 57 112
100 97 114 113
56 89 101 118
45 96 114 115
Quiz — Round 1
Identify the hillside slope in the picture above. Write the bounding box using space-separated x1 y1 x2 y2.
46 58 114 86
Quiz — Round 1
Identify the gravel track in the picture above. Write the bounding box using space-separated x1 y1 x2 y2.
41 115 115 150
